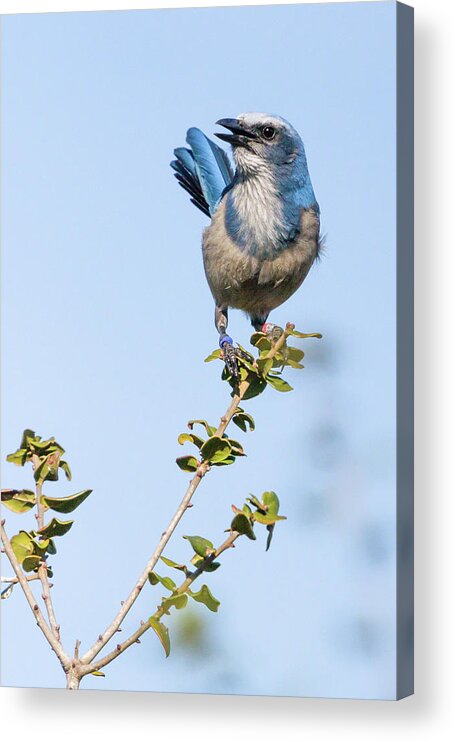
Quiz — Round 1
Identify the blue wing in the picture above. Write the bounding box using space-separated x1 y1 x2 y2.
171 127 234 217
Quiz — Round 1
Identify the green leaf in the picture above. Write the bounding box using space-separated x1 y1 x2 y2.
161 593 188 612
183 535 214 557
31 537 50 558
160 556 187 572
231 513 256 540
262 491 280 515
250 332 272 352
29 437 65 454
148 617 170 658
247 495 265 511
36 518 73 538
34 451 61 483
252 511 286 525
200 436 232 463
47 539 57 555
257 357 273 377
177 432 205 449
176 455 199 473
1 584 14 600
22 555 42 573
226 439 245 457
10 531 34 564
188 584 220 612
232 409 255 433
20 429 37 449
241 375 267 400
40 489 92 514
148 572 176 591
59 460 72 481
190 555 221 572
187 419 217 437
265 374 293 392
210 455 236 467
286 347 305 363
1 489 36 513
266 525 275 552
91 671 105 677
290 329 322 339
6 449 28 467
204 349 222 362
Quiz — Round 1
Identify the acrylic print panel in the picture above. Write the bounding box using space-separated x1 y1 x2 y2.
1 1 413 699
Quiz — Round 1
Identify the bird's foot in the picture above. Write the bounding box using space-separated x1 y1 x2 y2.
262 323 285 343
219 335 254 379
219 335 239 378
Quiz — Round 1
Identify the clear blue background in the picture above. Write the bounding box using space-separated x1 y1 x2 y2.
1 1 397 699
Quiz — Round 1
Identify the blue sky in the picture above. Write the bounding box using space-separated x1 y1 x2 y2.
1 1 398 698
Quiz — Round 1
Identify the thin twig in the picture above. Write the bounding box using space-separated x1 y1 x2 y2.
80 326 292 667
81 531 240 676
32 455 61 642
2 573 40 584
0 521 70 670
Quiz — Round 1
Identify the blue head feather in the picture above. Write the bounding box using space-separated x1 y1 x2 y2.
221 113 319 257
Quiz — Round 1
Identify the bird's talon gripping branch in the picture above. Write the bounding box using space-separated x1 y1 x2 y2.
262 323 285 343
220 338 239 379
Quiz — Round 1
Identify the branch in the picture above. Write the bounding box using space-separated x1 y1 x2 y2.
32 455 61 642
80 325 293 666
1 520 70 670
81 530 240 676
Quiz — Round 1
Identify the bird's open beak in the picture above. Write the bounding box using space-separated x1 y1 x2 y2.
215 118 258 149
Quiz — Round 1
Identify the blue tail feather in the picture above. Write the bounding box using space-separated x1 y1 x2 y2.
171 127 234 217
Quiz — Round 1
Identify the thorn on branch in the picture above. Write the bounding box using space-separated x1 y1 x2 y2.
98 634 103 641
116 644 121 651
0 519 5 526
33 604 39 611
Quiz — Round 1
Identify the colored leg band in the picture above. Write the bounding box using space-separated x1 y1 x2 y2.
219 334 233 348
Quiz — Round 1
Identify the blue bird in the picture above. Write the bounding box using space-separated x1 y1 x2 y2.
171 113 321 375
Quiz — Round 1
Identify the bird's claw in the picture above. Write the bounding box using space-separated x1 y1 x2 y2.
221 340 239 378
262 323 284 343
219 335 253 379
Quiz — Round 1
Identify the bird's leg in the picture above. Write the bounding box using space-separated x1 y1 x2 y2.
215 306 254 378
215 305 238 378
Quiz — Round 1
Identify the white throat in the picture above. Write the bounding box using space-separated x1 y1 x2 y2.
232 154 285 252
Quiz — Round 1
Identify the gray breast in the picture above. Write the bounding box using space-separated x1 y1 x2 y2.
202 200 320 316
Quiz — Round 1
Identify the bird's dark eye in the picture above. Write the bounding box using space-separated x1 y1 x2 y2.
262 125 276 141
